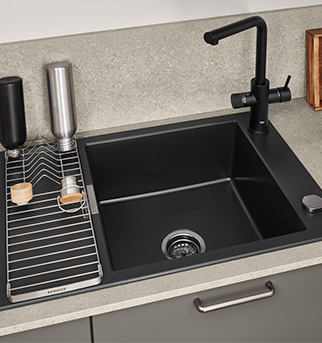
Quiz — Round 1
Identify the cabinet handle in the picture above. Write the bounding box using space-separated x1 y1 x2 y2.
193 281 275 313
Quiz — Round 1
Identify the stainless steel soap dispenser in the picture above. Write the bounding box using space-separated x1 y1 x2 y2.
46 61 77 152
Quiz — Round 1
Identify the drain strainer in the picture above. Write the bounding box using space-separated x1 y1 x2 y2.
161 230 206 260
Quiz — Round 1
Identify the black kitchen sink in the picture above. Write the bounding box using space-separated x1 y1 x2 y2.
83 120 305 271
77 112 322 285
1 111 321 310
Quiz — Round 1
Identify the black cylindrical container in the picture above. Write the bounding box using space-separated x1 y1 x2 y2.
0 77 27 157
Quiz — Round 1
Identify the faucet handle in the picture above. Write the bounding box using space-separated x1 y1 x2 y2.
283 75 291 90
268 75 292 104
231 92 257 109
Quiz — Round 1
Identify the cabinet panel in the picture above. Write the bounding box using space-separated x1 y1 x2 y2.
93 264 322 342
0 318 91 343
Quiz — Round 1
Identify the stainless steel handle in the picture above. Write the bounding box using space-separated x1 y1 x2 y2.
193 281 275 313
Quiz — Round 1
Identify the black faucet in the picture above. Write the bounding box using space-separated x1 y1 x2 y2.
204 16 291 134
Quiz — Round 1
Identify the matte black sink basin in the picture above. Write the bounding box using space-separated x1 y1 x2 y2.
77 112 322 286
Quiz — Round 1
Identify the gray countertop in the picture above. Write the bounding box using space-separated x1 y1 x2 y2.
1 97 322 336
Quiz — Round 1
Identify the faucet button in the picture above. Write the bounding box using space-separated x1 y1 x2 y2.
231 92 257 108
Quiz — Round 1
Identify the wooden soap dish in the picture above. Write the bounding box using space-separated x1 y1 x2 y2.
306 28 322 110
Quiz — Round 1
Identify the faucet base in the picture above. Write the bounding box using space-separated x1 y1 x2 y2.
248 126 270 135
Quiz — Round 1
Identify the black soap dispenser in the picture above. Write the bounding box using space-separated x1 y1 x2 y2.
0 77 27 158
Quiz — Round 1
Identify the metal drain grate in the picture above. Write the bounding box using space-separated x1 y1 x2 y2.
5 137 103 303
161 230 206 260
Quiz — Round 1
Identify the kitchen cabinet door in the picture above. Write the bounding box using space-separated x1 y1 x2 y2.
0 318 91 343
92 264 322 342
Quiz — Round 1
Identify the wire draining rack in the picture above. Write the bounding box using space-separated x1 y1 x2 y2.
5 136 103 303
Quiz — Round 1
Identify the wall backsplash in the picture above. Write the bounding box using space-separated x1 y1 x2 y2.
0 5 320 139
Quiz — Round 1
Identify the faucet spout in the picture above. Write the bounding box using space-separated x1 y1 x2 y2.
204 16 291 135
204 16 267 86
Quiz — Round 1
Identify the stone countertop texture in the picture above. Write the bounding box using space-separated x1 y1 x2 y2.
1 97 322 336
1 4 322 337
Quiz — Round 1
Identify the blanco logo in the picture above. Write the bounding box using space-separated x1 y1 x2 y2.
48 287 67 294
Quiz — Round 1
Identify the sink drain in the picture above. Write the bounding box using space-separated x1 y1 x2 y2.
161 230 206 260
